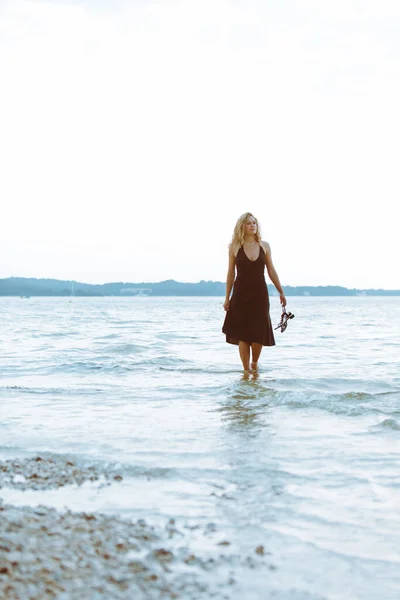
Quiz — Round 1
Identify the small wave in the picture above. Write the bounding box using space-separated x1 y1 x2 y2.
220 382 400 417
159 366 242 375
51 360 137 374
0 385 104 396
157 332 198 341
31 331 79 339
270 391 400 417
154 356 192 368
1 385 69 394
371 419 400 431
100 343 147 355
272 377 398 395
108 320 137 325
56 360 103 372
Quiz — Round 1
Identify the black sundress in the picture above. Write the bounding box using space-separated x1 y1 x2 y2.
222 244 275 346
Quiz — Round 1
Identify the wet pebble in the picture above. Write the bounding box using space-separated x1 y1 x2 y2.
0 457 123 491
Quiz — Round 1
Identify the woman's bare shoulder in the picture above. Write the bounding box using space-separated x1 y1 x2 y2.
229 242 240 256
260 240 271 253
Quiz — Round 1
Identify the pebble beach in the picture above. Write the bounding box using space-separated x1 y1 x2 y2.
0 456 272 599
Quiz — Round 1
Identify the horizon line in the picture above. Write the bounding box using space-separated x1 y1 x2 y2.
1 276 399 292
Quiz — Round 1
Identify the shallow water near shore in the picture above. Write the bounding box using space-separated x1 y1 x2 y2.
1 296 400 599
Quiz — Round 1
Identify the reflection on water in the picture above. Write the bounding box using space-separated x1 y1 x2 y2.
219 398 262 431
217 376 276 433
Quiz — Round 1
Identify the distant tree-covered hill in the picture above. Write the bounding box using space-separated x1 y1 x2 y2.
0 277 398 297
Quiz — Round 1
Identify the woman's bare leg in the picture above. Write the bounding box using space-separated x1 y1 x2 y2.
238 341 251 372
251 343 263 370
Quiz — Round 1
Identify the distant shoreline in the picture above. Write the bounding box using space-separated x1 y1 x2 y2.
1 277 399 296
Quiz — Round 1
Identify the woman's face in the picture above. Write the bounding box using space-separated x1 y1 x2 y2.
245 216 257 235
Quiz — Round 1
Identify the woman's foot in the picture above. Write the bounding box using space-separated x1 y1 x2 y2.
251 361 258 372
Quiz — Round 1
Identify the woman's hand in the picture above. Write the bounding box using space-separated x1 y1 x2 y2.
279 293 287 307
223 299 230 311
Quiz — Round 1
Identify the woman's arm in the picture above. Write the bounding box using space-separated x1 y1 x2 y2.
263 242 287 306
223 245 236 311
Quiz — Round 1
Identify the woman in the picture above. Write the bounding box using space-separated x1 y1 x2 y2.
222 212 287 373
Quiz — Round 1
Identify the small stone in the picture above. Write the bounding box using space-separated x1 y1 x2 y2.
34 508 48 516
128 561 147 573
184 554 196 564
255 545 265 555
154 548 173 562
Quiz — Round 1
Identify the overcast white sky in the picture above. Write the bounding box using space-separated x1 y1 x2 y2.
1 0 399 288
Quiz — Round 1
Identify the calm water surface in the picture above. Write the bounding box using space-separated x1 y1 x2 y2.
1 296 400 599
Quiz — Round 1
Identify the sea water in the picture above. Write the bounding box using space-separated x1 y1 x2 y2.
1 296 400 599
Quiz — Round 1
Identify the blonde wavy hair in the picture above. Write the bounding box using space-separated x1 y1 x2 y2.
230 212 262 248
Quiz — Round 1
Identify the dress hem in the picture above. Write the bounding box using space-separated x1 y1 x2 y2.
224 335 276 347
